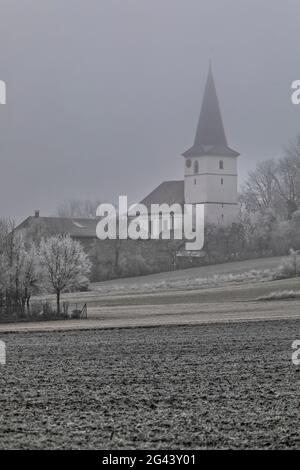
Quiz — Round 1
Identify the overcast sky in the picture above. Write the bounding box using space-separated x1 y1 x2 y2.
0 0 299 221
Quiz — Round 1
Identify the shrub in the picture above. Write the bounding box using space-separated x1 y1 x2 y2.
273 249 300 280
29 301 44 317
71 309 81 319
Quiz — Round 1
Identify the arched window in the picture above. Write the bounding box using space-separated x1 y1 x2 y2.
194 160 199 174
219 160 224 170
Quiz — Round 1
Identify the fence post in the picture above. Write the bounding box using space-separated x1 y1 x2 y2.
0 340 6 365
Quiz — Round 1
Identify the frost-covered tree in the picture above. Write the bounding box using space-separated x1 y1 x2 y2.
56 199 102 219
240 160 277 214
0 253 9 308
0 220 42 315
274 151 300 218
19 245 41 312
39 234 91 314
241 133 300 220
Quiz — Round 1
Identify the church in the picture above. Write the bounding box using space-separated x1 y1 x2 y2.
141 65 239 226
16 66 240 279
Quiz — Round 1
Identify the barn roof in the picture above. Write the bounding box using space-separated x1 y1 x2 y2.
16 216 98 238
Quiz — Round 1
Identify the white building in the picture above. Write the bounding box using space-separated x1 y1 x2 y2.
141 66 240 227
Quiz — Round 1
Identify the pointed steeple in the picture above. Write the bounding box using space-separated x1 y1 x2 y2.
183 66 239 157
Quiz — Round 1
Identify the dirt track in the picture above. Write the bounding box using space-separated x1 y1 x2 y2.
1 298 300 333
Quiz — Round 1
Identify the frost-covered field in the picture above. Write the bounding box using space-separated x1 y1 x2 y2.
91 256 282 295
1 256 299 449
1 256 300 333
0 320 299 449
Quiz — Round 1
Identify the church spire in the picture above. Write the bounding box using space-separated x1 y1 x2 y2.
183 66 239 157
194 64 227 147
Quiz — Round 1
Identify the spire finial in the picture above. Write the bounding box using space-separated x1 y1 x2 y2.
209 49 214 73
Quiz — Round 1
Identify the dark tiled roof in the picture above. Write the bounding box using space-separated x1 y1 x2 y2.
183 66 239 158
16 183 185 238
183 144 239 158
140 180 184 208
16 216 98 238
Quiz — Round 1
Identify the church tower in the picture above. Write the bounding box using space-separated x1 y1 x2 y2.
183 66 239 225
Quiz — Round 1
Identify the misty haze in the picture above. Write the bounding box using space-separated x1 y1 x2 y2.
0 0 300 220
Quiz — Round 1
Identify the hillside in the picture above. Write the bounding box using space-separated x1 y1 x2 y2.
2 255 300 333
92 256 283 294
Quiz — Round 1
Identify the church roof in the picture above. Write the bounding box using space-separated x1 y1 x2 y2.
140 180 184 208
183 66 239 158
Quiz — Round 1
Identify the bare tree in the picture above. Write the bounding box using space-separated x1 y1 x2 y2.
240 160 277 214
0 253 9 311
40 235 91 314
56 199 102 218
0 218 16 262
240 134 300 220
0 220 41 316
20 245 41 313
286 132 300 160
274 151 300 218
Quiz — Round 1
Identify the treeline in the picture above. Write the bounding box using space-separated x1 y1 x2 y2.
0 220 91 319
204 132 300 263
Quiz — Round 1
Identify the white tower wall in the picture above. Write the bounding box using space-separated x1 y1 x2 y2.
184 154 239 225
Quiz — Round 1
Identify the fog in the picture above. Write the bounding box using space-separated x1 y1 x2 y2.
0 0 299 220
